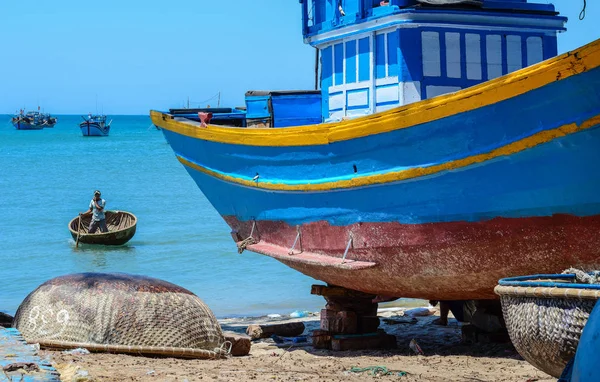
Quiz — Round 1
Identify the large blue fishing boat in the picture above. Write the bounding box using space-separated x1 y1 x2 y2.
151 1 600 301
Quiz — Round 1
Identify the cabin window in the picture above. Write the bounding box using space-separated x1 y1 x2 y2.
526 36 544 66
422 31 441 77
445 32 461 79
321 46 332 82
506 35 523 73
486 34 502 80
465 33 482 80
345 40 357 84
375 34 386 79
334 43 344 86
375 30 399 79
358 37 371 82
387 30 399 77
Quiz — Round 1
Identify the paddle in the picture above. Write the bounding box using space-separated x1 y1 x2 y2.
75 214 82 248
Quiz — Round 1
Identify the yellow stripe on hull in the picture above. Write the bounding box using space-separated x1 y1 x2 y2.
176 114 600 192
151 38 600 147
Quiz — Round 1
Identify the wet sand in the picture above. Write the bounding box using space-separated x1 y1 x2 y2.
42 307 552 382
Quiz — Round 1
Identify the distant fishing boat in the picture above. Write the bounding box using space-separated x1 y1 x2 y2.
11 109 57 130
79 114 111 136
68 211 137 245
42 113 58 128
152 1 600 302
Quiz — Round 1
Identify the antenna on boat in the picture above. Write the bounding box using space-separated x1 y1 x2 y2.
218 92 221 107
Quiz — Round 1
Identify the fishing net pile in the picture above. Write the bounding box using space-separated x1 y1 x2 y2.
13 273 228 359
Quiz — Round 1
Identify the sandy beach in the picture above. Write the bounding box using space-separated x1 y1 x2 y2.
41 307 553 382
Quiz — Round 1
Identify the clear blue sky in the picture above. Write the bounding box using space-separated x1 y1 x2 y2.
1 0 597 115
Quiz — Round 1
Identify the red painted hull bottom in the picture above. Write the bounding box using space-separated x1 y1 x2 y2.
225 214 600 300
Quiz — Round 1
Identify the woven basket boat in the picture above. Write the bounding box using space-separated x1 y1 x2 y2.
68 211 137 245
495 274 600 378
13 273 229 359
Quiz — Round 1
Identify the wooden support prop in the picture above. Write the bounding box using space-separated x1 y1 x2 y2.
325 298 378 316
311 330 332 349
311 285 376 299
320 310 358 334
222 331 251 356
246 322 305 340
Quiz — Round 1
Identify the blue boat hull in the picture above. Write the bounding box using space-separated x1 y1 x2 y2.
79 122 110 136
12 120 45 130
151 39 600 300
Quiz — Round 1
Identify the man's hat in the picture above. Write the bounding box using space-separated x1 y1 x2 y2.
94 190 101 195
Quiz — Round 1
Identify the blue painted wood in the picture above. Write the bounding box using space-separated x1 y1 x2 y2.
243 92 322 127
0 327 60 381
459 31 467 80
345 40 357 84
375 34 386 79
321 23 559 118
398 28 422 82
245 95 270 119
271 93 322 127
569 301 600 381
499 274 600 290
387 30 399 77
161 64 600 226
334 43 344 86
301 0 562 39
358 37 370 82
321 46 333 120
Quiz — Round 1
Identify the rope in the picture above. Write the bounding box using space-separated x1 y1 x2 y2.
216 341 233 357
580 0 587 20
562 268 600 284
237 237 256 254
237 221 257 254
349 366 407 377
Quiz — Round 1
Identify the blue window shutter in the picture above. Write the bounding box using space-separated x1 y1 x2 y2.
345 40 357 84
358 37 370 82
376 34 386 79
387 30 399 77
334 43 344 85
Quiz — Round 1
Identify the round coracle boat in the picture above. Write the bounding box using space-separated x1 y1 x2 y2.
68 211 137 245
12 273 228 359
495 271 600 378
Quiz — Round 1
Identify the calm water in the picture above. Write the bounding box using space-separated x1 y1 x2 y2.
0 115 323 317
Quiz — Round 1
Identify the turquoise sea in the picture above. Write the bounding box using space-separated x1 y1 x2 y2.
0 115 324 318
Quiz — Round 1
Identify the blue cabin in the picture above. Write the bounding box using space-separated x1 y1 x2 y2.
299 0 566 122
245 90 322 128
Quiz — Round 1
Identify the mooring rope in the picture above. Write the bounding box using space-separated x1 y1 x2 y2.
237 221 257 254
237 237 256 254
580 0 587 20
